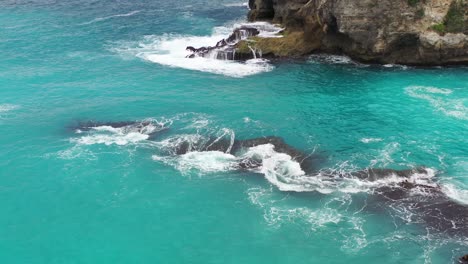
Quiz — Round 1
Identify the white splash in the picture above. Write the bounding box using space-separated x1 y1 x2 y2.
71 120 168 146
241 144 308 191
110 21 285 77
73 130 149 146
441 183 468 205
154 151 238 174
152 133 438 195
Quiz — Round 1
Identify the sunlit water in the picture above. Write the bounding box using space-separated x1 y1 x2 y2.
1 1 467 263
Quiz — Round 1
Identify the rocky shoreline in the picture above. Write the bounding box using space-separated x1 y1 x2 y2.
244 0 467 65
187 0 467 65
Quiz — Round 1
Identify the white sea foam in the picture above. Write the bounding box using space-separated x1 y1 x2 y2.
223 2 249 7
360 138 383 143
79 10 141 25
71 119 169 146
369 142 401 168
441 183 468 205
241 144 309 191
406 86 467 120
144 53 273 77
110 22 285 77
74 132 149 146
154 151 238 174
0 104 19 113
152 134 438 195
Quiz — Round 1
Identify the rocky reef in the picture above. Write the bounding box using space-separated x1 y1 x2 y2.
244 0 467 65
186 26 261 60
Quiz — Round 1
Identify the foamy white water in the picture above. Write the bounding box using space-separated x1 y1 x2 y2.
223 2 248 7
406 86 467 120
153 151 238 174
442 183 468 205
71 120 169 146
0 104 19 113
111 22 285 77
360 138 383 143
73 130 149 146
151 133 439 194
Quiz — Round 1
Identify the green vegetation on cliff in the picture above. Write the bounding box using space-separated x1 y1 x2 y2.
407 0 421 7
430 0 466 34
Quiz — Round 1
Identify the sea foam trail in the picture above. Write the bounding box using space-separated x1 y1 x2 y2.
406 86 468 120
0 104 19 113
78 10 141 25
111 22 283 77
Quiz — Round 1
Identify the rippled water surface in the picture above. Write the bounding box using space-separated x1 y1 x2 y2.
1 1 467 263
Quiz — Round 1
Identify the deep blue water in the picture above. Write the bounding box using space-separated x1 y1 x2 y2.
1 1 467 263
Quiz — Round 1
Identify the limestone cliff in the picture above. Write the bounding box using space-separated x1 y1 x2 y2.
245 0 468 64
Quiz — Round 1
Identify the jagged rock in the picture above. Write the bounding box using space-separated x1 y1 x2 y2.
247 0 468 65
460 254 468 263
186 26 261 60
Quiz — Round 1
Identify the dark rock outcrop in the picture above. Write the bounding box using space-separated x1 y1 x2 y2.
246 0 468 65
185 26 260 60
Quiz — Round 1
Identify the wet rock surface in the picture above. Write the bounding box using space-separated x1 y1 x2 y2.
185 26 261 60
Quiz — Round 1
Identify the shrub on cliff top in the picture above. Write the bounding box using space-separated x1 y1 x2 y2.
430 0 466 34
408 0 420 6
430 23 446 34
415 8 425 19
444 0 465 33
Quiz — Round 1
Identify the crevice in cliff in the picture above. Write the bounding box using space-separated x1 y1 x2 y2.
248 0 275 21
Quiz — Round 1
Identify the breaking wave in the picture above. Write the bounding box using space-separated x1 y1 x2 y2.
110 21 283 77
142 118 440 196
63 114 462 203
60 113 468 248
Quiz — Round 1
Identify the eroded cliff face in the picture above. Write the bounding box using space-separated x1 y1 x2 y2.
247 0 468 64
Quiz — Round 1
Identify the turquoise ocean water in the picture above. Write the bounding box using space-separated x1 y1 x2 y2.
1 1 467 263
